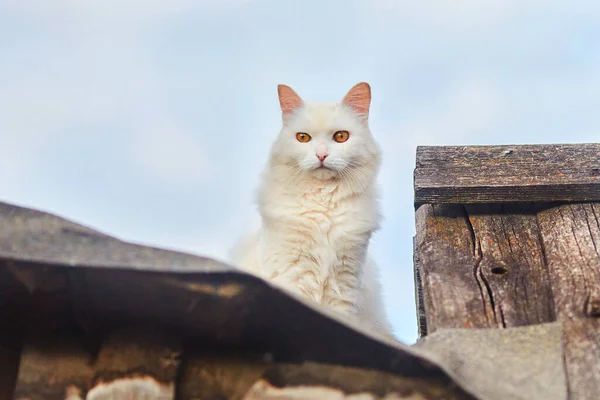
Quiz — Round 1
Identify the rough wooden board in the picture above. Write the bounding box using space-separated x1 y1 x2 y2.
179 357 473 400
87 327 182 400
13 336 94 400
12 271 95 400
178 353 270 400
537 202 600 400
416 144 600 169
465 204 555 327
413 237 427 338
260 363 472 399
415 204 494 332
414 144 600 204
415 204 555 334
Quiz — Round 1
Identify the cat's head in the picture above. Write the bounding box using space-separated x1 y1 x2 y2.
270 82 381 185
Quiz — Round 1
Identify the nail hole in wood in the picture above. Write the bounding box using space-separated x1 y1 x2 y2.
491 266 508 275
586 298 600 318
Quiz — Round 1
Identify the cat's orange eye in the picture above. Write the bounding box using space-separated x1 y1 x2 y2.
296 132 311 143
333 130 350 143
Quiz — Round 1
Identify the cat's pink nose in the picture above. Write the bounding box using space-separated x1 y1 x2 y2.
316 153 328 162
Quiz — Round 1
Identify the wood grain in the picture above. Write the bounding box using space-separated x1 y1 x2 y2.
87 327 182 400
13 337 94 400
254 362 473 400
413 237 428 338
415 204 495 332
415 204 555 334
465 203 555 328
179 357 474 400
537 202 600 400
12 273 94 400
415 144 600 204
178 353 270 400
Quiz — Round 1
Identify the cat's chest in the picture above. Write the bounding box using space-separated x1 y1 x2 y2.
292 190 369 240
264 186 378 240
298 189 350 222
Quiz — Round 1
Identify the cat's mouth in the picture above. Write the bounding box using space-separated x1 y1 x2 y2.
314 165 337 174
311 165 338 178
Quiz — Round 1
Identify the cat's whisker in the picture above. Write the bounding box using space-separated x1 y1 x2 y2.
342 167 371 193
282 165 305 187
339 168 360 192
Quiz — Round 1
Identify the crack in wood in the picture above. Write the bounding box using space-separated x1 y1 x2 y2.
416 203 556 334
468 209 495 328
464 208 497 327
583 206 599 258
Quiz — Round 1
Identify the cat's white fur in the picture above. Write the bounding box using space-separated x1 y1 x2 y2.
230 83 393 336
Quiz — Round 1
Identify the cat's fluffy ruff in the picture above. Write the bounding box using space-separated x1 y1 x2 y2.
231 83 393 335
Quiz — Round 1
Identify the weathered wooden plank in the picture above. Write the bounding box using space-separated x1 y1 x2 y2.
465 204 555 328
413 236 428 338
12 270 94 400
415 204 495 332
414 144 600 204
245 362 474 400
86 327 182 400
537 202 600 400
178 353 270 399
179 354 475 399
415 204 555 334
13 336 94 400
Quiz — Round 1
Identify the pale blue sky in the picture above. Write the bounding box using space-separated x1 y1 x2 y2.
1 1 599 343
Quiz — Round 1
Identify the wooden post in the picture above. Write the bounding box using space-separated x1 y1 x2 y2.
414 144 600 399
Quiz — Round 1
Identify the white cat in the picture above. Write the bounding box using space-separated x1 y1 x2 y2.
231 82 393 336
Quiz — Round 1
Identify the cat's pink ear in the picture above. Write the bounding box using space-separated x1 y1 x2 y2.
342 82 371 118
277 84 303 118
